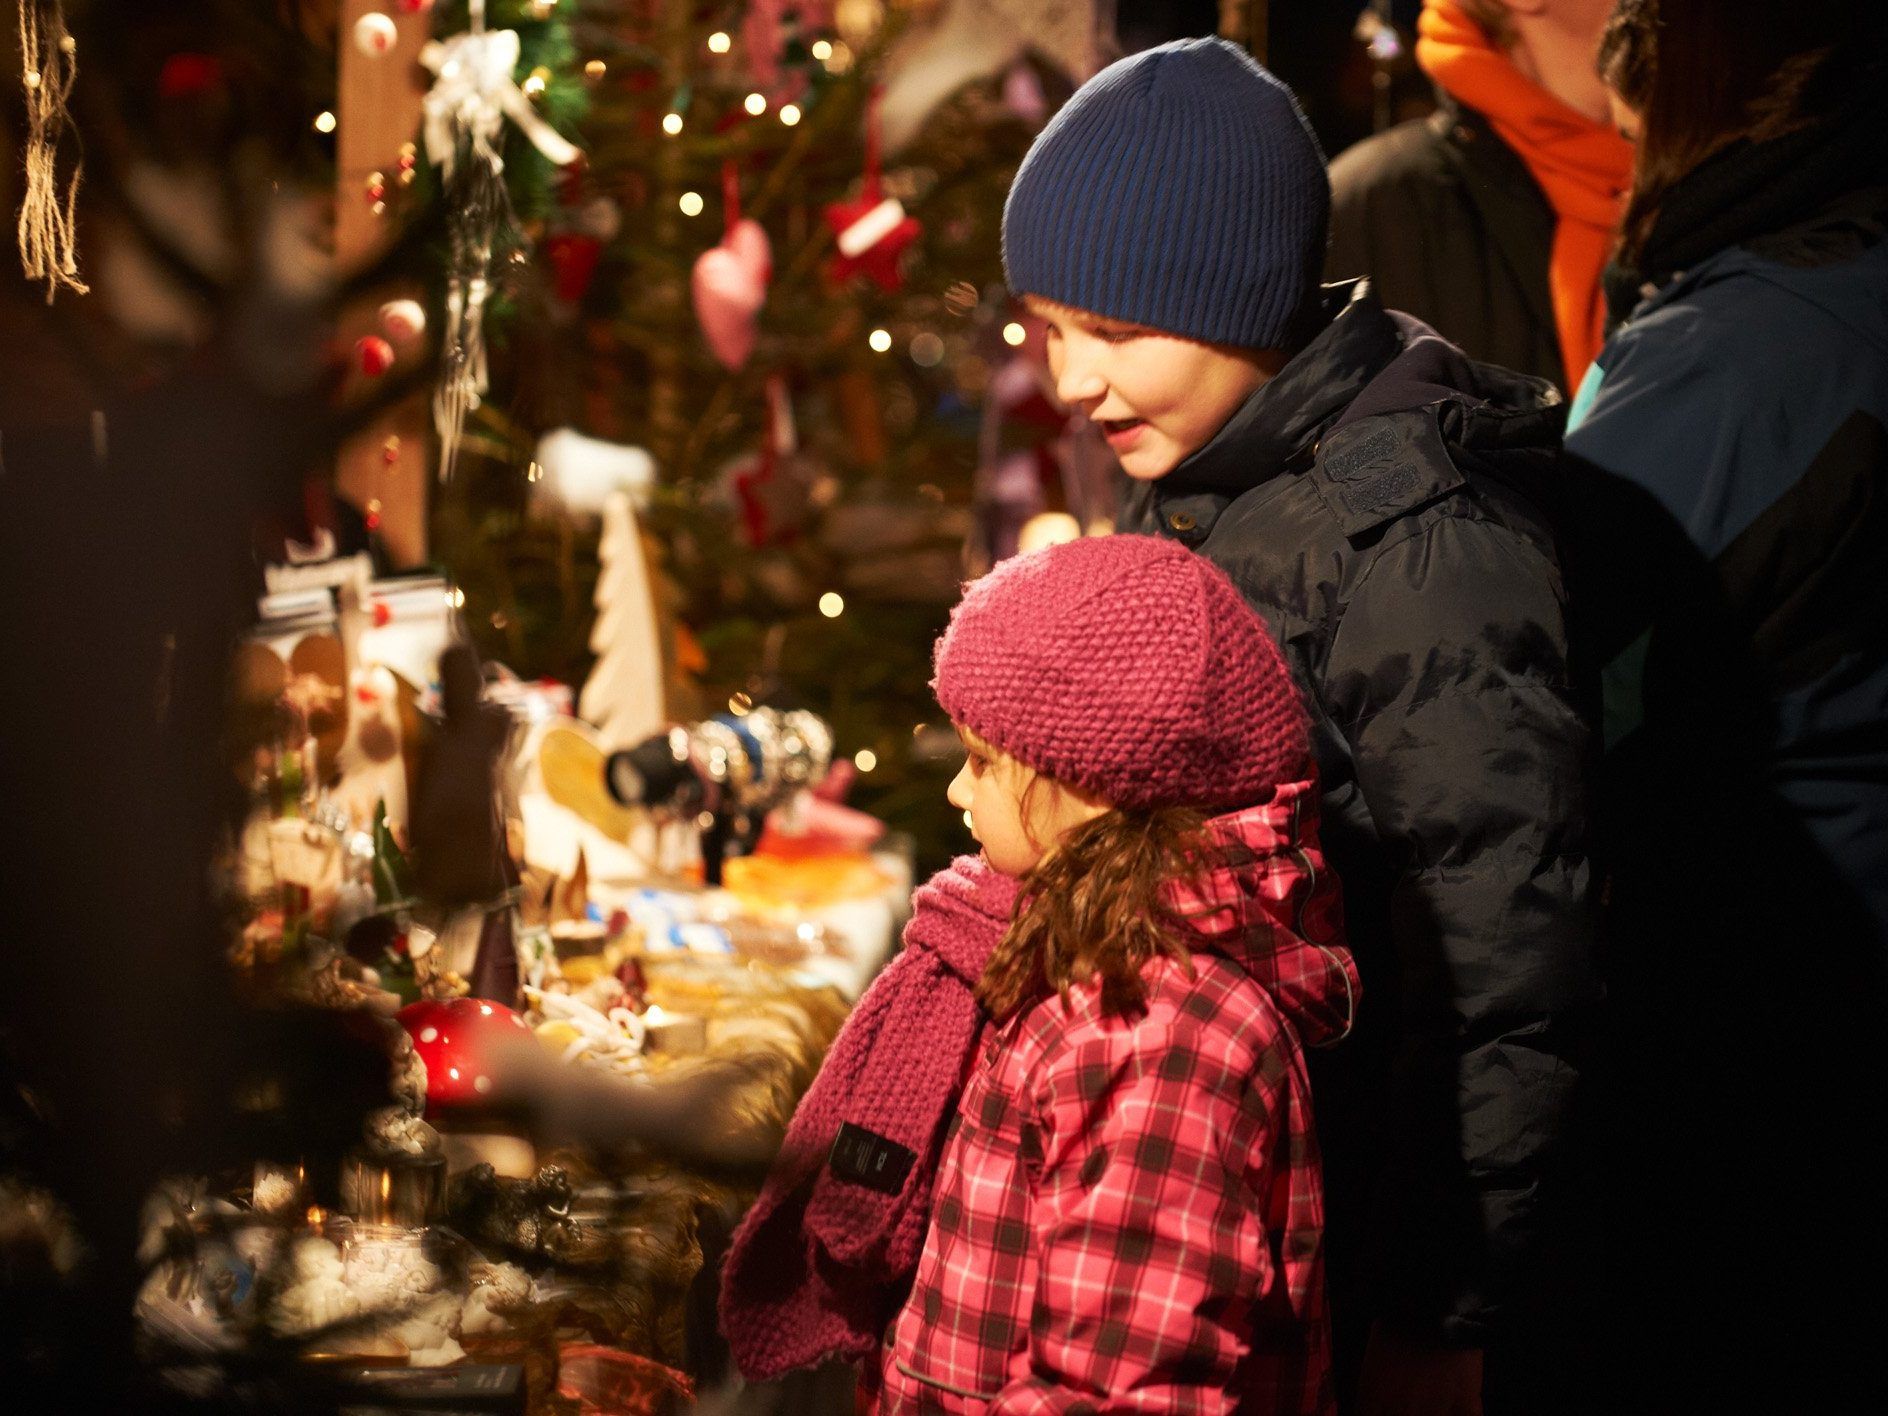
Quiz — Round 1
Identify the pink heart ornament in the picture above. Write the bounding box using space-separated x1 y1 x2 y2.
726 218 773 284
692 219 771 370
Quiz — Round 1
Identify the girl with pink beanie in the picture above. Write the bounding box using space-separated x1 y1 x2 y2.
723 534 1357 1414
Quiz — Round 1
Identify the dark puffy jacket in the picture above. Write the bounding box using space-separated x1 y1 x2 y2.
1122 280 1600 1354
1327 94 1561 390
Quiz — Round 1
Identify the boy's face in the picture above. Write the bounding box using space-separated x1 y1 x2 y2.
1024 295 1286 481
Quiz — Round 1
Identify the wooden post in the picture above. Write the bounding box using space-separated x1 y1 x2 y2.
336 0 431 569
1220 0 1268 62
643 0 695 481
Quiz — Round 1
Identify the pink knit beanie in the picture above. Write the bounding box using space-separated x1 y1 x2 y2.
933 535 1307 812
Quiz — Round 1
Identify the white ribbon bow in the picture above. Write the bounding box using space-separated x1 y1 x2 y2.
419 29 580 180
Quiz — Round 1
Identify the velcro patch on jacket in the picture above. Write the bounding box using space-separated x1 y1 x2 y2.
829 1122 917 1195
1312 409 1465 536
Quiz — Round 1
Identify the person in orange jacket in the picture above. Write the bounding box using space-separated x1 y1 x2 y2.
1327 0 1631 396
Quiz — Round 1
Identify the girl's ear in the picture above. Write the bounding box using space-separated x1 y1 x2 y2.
1019 773 1108 854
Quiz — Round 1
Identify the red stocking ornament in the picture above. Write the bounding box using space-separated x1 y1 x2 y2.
730 377 813 548
824 88 922 292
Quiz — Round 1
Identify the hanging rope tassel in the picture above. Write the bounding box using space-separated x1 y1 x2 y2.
17 0 88 301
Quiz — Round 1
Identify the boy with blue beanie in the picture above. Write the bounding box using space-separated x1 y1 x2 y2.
1003 38 1600 1416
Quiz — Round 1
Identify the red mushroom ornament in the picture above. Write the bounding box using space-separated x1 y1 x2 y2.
397 997 533 1115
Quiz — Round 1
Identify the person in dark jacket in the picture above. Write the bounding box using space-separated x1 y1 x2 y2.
1001 38 1600 1416
1327 0 1629 394
1562 2 1888 1410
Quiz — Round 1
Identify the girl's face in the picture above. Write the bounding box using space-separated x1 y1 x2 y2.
947 728 1107 876
1024 295 1286 481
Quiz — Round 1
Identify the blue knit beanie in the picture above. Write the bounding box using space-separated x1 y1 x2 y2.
1002 38 1329 350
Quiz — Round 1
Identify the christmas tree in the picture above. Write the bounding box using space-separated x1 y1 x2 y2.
435 0 1096 867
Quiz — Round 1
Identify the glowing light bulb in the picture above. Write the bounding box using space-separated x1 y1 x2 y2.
811 39 833 60
679 191 704 216
662 111 684 135
314 110 337 134
855 749 878 772
868 328 892 353
1003 321 1026 346
819 592 845 618
1018 512 1082 554
779 103 802 126
744 92 767 116
708 31 732 54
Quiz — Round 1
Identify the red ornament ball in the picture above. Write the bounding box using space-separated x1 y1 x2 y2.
544 232 602 304
355 335 396 377
157 53 224 101
398 998 533 1114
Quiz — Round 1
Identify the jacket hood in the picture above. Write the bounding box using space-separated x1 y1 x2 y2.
1159 776 1357 1048
1622 195 1888 362
1160 279 1562 500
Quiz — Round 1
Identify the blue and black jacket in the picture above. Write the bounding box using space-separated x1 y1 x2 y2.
1562 74 1888 1409
1567 113 1888 953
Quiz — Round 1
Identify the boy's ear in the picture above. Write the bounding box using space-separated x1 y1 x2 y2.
1251 344 1292 379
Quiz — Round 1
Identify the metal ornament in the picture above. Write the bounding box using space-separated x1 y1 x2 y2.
689 707 834 809
418 1 580 479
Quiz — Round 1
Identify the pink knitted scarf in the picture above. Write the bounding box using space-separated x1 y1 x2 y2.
720 855 1019 1380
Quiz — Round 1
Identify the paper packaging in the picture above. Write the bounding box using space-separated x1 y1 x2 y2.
355 576 458 703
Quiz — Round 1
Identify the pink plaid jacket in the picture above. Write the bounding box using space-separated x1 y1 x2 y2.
875 780 1355 1415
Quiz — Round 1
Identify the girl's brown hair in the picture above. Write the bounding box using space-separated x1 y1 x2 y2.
977 804 1218 1020
1602 0 1880 264
964 730 1223 1020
